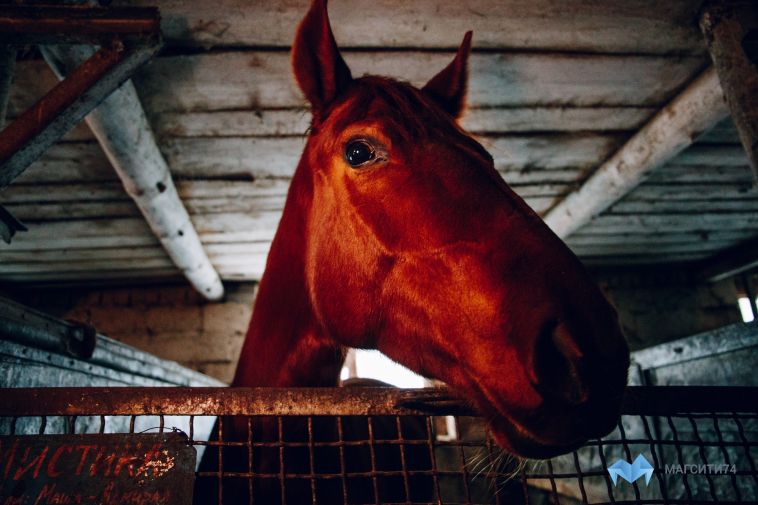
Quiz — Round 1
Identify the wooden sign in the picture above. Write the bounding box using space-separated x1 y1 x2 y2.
0 432 196 505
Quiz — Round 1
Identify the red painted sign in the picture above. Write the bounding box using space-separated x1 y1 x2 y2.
0 432 195 505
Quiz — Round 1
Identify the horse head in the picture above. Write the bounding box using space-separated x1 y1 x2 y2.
281 0 630 459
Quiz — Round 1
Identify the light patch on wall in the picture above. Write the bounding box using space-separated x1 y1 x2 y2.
738 296 757 323
340 349 426 388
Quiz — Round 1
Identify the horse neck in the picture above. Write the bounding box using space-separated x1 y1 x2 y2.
231 157 345 388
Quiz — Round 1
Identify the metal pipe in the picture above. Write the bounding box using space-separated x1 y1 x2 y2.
0 317 96 359
41 45 224 300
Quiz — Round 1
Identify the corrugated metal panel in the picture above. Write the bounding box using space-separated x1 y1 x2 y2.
630 322 758 386
0 295 220 458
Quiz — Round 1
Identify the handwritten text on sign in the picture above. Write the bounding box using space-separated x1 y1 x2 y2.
0 432 196 505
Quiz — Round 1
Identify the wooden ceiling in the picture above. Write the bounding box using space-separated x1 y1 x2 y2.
0 0 755 283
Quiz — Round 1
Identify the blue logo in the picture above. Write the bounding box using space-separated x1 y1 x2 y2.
608 454 654 486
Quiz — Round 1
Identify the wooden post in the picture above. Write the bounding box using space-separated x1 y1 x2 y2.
544 67 728 239
42 45 224 301
700 0 758 183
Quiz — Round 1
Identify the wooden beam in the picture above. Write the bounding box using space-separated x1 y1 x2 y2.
697 235 758 281
700 0 758 182
42 46 224 300
544 67 730 238
121 0 705 55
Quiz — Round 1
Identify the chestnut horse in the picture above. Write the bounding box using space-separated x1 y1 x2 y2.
198 0 629 501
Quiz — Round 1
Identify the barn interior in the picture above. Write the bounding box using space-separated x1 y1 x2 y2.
1 1 757 504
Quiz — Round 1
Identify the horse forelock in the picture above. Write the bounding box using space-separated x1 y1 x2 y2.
315 76 459 144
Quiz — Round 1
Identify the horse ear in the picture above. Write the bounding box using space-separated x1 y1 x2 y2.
422 31 473 119
291 0 352 121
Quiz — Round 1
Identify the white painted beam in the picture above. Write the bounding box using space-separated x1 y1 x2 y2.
41 45 224 300
544 67 729 239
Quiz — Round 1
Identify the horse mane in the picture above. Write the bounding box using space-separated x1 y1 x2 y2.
317 77 452 141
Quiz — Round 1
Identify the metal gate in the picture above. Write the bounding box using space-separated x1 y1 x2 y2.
1 386 757 505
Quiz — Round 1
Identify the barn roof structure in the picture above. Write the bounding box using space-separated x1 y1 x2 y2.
1 0 756 288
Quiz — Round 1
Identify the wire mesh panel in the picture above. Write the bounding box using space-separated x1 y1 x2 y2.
0 387 756 505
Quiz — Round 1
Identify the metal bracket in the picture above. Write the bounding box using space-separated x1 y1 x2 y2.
0 5 162 188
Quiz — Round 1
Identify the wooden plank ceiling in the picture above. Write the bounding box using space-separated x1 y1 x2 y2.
1 0 756 283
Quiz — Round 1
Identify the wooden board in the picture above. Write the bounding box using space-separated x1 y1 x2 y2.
9 106 653 142
581 212 758 233
579 252 709 265
135 52 707 112
154 106 653 137
0 268 184 283
624 183 758 201
695 117 741 144
567 230 756 246
569 240 732 257
12 133 622 185
9 52 705 115
672 145 750 166
645 164 755 184
111 0 706 55
0 179 557 220
610 199 758 214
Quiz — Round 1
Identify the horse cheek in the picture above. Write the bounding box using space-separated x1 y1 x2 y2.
308 220 381 349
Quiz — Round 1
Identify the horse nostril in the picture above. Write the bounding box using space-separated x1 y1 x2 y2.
533 321 589 406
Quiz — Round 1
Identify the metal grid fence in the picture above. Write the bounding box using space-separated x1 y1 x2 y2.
1 386 757 505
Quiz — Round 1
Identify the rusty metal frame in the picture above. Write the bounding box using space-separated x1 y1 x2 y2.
1 386 757 505
0 386 757 417
0 5 161 188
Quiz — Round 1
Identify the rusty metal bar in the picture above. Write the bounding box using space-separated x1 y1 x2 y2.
0 386 757 417
0 7 161 188
700 0 758 183
0 5 160 46
0 43 121 185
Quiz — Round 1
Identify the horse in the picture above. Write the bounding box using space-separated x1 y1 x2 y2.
196 0 630 501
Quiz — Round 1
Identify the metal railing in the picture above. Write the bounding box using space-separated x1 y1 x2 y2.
1 386 756 504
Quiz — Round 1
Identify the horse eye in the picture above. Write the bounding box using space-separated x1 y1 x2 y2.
345 140 376 168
